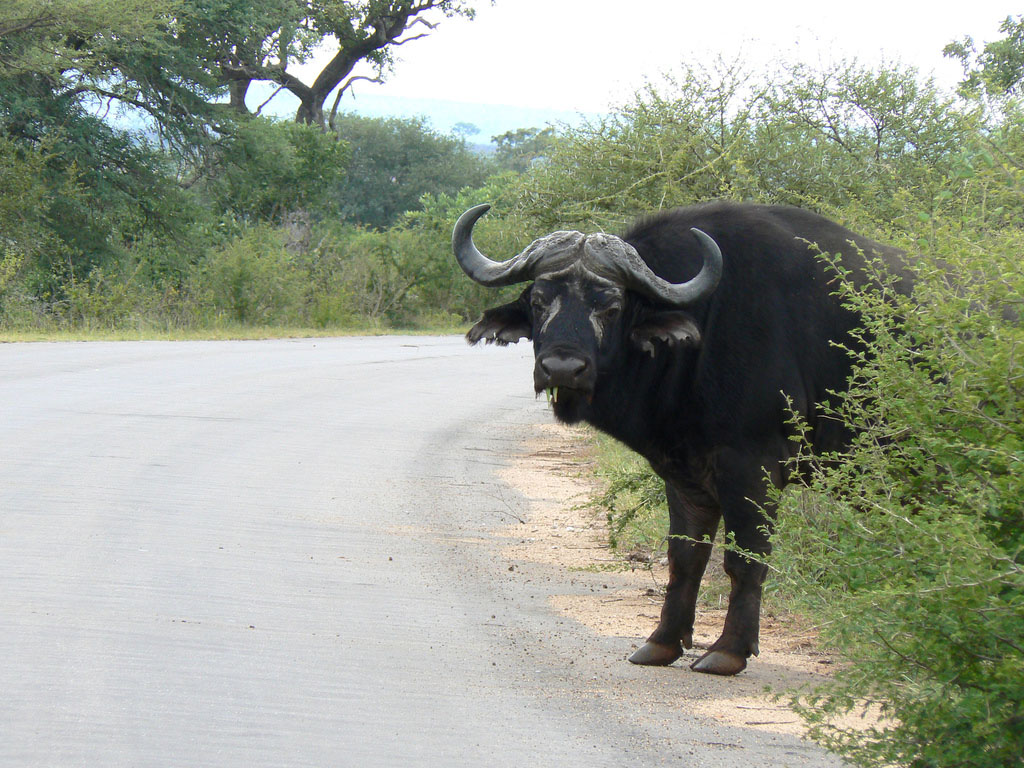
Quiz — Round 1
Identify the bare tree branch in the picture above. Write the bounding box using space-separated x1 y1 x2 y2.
392 31 431 47
328 74 383 129
254 84 286 116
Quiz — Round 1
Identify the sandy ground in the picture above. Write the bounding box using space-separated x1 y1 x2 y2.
498 421 861 738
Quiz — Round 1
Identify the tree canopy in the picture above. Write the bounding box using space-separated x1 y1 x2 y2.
331 113 490 229
185 0 478 128
945 14 1024 99
0 0 493 327
1 0 479 144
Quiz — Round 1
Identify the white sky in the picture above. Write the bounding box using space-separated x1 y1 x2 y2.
313 0 1022 112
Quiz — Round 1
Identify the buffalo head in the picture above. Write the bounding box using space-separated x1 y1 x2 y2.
452 204 723 423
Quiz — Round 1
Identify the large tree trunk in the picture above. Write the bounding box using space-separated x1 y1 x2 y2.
295 97 326 128
292 49 365 129
291 7 423 129
228 79 251 114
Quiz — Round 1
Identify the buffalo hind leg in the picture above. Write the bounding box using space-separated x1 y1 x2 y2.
689 547 769 675
629 481 719 666
691 449 776 676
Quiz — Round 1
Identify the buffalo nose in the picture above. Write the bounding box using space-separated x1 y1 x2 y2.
538 354 588 385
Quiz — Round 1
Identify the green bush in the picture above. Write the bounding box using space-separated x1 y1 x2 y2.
201 226 303 325
768 227 1023 767
0 133 72 319
510 58 980 234
513 58 758 231
593 435 669 553
304 225 436 326
196 117 350 225
408 178 534 322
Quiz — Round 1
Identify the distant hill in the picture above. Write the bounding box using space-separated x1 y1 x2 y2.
255 84 602 144
101 84 603 148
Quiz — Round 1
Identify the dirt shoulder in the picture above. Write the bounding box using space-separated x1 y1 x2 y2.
498 421 853 738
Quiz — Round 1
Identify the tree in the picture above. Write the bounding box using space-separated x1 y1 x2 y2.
452 121 480 139
945 15 1024 99
509 59 978 232
755 60 978 220
0 134 54 316
0 0 226 147
509 59 766 230
193 116 350 224
193 0 480 129
1 1 485 141
492 126 556 173
0 1 236 314
330 113 490 229
0 0 495 330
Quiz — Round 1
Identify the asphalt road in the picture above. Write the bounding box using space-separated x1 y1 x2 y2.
0 337 841 767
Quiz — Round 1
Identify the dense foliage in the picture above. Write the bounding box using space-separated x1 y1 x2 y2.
330 113 491 229
0 0 494 331
946 14 1024 99
769 224 1023 767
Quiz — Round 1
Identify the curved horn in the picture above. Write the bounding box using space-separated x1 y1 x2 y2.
452 204 539 287
620 228 723 306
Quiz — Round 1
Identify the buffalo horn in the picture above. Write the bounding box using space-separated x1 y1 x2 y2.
452 204 539 287
453 205 724 305
620 228 723 306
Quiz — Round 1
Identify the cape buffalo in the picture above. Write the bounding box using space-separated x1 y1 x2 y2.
453 200 912 676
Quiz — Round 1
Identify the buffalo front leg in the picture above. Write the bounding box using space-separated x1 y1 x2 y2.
629 481 719 666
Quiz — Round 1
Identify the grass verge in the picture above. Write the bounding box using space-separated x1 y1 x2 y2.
592 432 669 557
0 324 467 343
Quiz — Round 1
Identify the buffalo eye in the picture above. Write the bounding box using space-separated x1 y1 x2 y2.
529 288 551 312
591 290 623 322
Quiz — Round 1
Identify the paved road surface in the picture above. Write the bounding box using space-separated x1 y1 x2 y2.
0 338 840 767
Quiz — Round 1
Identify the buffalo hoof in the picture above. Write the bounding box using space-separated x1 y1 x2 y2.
628 641 683 666
690 649 747 676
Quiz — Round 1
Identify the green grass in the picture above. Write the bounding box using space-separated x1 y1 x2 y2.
0 323 467 343
592 433 670 556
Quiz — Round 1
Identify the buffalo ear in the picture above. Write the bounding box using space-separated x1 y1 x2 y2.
630 311 702 356
467 301 532 346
